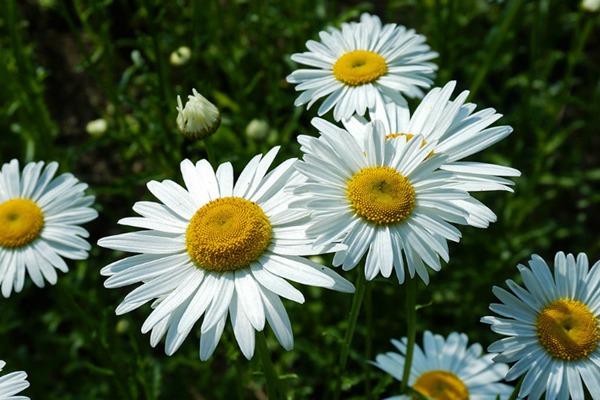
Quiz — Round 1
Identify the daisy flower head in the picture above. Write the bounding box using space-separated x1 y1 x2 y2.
286 13 438 121
98 147 354 361
0 160 98 298
340 80 521 228
0 360 30 400
295 119 488 284
372 331 513 400
481 252 600 400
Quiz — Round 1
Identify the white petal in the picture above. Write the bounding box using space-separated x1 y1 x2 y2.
234 269 266 331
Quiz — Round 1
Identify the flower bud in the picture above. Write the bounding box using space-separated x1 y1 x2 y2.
176 89 221 139
170 46 192 66
85 118 107 137
245 118 269 141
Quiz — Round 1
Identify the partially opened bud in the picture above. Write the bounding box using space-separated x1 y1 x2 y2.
170 46 191 66
176 89 221 139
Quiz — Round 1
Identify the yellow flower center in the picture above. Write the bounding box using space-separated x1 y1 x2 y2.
0 198 45 249
536 298 599 360
332 50 387 86
185 197 272 272
386 133 434 159
346 166 416 225
413 370 469 400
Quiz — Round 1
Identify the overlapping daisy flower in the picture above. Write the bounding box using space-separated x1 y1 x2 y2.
482 252 600 400
98 147 354 360
286 13 437 121
337 80 521 228
294 120 491 283
0 160 98 298
0 360 30 400
372 331 513 400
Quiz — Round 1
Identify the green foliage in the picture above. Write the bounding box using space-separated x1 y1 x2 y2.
0 0 599 398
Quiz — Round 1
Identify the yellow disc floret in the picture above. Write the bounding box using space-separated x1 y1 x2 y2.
0 198 45 248
536 298 599 360
185 197 272 272
346 166 416 225
333 50 387 86
413 370 469 400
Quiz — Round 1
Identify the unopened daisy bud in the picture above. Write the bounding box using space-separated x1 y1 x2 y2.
582 0 600 11
245 118 269 141
170 46 191 66
176 89 221 139
85 118 107 137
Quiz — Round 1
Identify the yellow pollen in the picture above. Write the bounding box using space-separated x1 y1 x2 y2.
346 166 416 225
185 197 272 272
413 370 469 400
536 298 599 360
386 133 435 159
332 50 387 86
0 198 45 249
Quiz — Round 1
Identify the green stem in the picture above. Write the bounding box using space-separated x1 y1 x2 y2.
203 136 218 166
507 375 524 400
256 331 281 400
333 270 367 400
400 277 417 394
469 0 524 99
6 0 56 159
364 283 373 399
557 12 593 117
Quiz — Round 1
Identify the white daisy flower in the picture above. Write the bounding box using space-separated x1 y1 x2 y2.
0 360 30 400
286 13 437 121
98 147 354 360
338 80 521 228
481 252 600 400
294 119 490 284
372 331 513 400
0 160 98 298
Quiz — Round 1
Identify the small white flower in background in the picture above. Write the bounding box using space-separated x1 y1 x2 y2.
85 118 107 137
0 360 30 399
482 252 600 400
176 89 221 139
170 46 192 66
294 120 497 284
338 80 520 228
582 0 600 12
287 13 437 121
372 331 513 400
0 160 98 297
245 119 270 141
98 147 354 360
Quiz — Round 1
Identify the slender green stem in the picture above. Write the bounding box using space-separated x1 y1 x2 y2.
364 283 373 399
203 136 218 166
400 277 417 394
6 0 56 159
507 375 523 400
469 0 524 99
256 331 281 400
333 270 367 400
557 13 593 115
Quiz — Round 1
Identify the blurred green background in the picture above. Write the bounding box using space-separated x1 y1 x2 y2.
1 0 599 398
